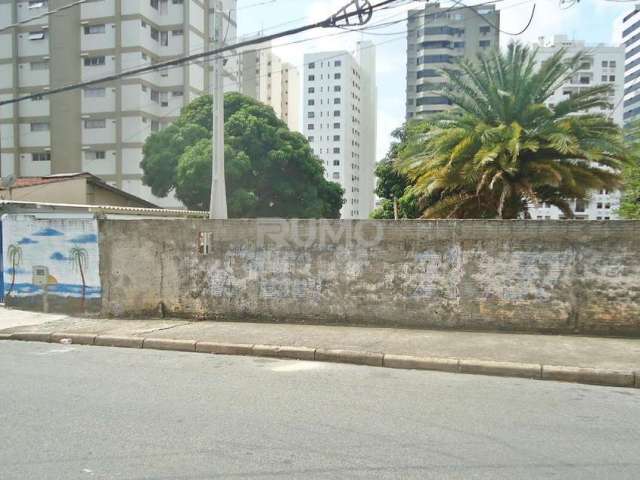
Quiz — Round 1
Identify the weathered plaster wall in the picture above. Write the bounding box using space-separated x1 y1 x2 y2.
99 219 640 336
3 214 101 313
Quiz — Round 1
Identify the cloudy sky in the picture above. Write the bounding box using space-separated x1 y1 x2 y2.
236 0 631 159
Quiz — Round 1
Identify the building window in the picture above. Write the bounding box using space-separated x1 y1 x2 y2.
307 124 314 130
85 150 106 160
334 98 341 104
610 61 616 68
333 160 340 166
150 0 159 9
332 172 340 179
32 152 51 162
84 56 106 66
334 73 341 79
479 40 491 48
28 0 48 8
28 31 47 41
84 24 106 35
308 99 315 106
30 122 49 132
602 75 608 82
575 199 586 213
84 119 106 129
308 75 315 81
480 26 491 34
308 136 314 142
84 87 106 98
602 61 608 68
30 61 49 71
334 85 341 92
308 87 315 93
333 135 340 141
172 90 183 97
308 112 315 118
333 122 340 128
610 75 616 82
172 29 184 36
333 147 340 154
335 60 342 67
309 62 315 69
333 110 341 117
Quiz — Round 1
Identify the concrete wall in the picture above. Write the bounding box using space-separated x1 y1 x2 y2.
3 214 101 313
98 219 640 336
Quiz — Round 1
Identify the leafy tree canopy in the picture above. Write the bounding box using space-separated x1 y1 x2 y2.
141 93 344 217
619 121 640 219
396 42 632 219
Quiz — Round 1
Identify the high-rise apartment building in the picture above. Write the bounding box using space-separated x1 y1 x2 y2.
231 39 300 131
530 35 624 220
303 41 377 219
623 5 640 126
0 0 237 207
405 2 499 119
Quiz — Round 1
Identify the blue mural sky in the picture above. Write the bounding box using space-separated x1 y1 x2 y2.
3 218 101 296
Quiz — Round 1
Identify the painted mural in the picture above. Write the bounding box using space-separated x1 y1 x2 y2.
2 215 101 313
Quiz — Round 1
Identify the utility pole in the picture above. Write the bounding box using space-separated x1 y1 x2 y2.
209 0 227 219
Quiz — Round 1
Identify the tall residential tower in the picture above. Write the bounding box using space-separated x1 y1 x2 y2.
303 41 377 219
0 0 237 207
405 1 499 119
232 39 300 131
623 5 640 125
530 35 624 220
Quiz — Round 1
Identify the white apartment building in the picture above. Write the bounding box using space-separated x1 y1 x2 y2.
303 41 377 219
231 39 300 131
529 35 625 220
406 2 500 119
0 0 237 207
623 5 640 125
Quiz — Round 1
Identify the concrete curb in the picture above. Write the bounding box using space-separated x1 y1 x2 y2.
1 333 638 389
542 365 636 388
195 341 253 355
94 335 144 349
316 348 383 367
50 333 96 345
143 338 196 352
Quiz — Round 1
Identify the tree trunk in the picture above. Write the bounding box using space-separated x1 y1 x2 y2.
7 259 16 299
78 259 86 311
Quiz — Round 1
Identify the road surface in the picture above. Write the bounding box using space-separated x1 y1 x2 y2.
1 341 638 479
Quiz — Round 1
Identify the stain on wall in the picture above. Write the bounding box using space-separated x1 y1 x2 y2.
2 215 101 313
98 219 640 336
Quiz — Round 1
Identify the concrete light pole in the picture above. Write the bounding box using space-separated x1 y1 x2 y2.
209 0 228 220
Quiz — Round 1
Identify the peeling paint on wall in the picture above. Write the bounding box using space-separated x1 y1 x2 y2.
99 219 640 336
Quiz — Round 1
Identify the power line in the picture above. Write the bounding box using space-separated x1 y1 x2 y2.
0 0 90 33
0 0 402 107
449 0 537 36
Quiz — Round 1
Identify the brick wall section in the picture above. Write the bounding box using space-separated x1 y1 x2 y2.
98 219 640 336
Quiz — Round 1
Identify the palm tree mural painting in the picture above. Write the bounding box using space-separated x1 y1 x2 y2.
69 246 89 310
7 244 23 299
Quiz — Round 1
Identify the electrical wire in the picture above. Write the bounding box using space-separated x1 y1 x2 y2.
0 0 404 107
0 0 90 33
449 0 537 36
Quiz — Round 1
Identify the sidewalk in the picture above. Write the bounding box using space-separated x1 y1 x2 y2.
1 308 639 388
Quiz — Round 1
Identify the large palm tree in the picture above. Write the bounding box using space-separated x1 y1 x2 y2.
6 244 22 299
69 246 89 310
399 42 631 219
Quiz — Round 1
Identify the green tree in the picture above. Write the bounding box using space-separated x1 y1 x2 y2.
141 93 344 217
619 121 640 219
69 246 88 311
370 123 433 219
6 244 22 298
398 42 631 219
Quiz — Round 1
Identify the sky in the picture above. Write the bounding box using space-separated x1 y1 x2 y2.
236 0 632 160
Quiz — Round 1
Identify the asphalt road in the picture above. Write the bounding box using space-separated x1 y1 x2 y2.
1 341 639 480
